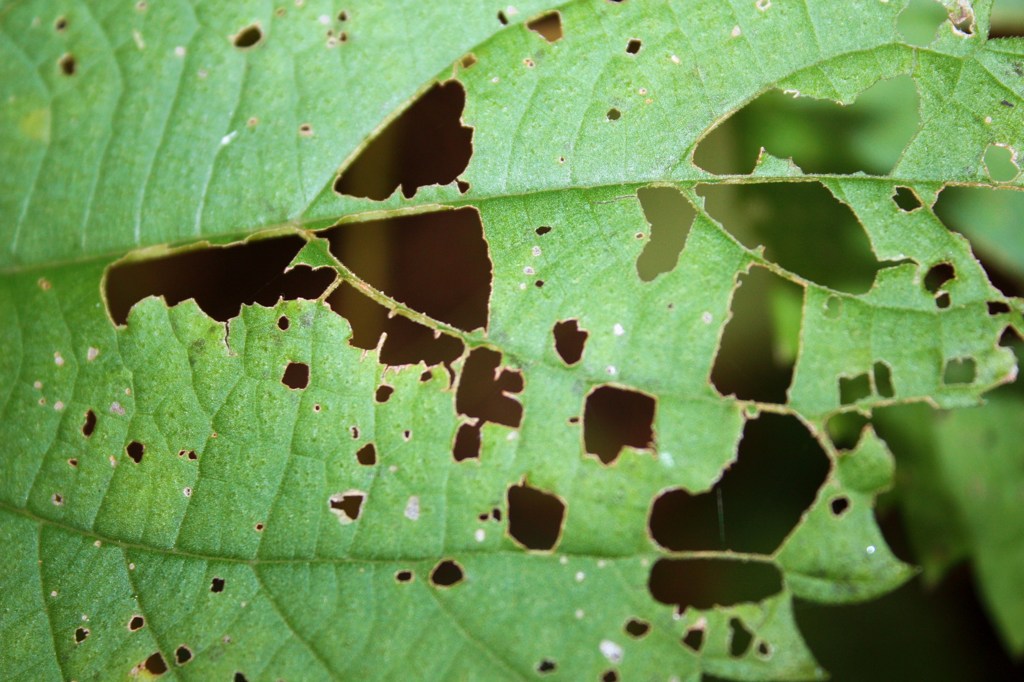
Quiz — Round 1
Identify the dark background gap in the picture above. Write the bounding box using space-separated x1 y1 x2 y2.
105 235 335 324
334 80 472 200
325 208 492 332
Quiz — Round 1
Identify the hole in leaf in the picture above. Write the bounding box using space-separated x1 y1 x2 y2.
453 422 481 461
757 640 772 658
700 182 878 293
282 362 309 390
826 412 869 450
824 295 843 319
144 652 168 676
840 373 872 405
583 385 655 465
649 414 829 553
356 443 377 466
325 282 464 367
535 225 552 236
893 186 922 212
943 357 976 385
54 16 67 31
830 496 851 516
234 673 248 682
375 385 394 403
334 81 473 199
456 348 523 427
277 316 289 330
874 361 895 398
174 646 192 665
606 108 621 121
984 145 1020 182
328 491 365 523
711 266 802 402
626 38 642 54
460 53 477 68
58 53 76 76
695 76 919 175
648 558 783 612
988 301 1011 315
395 569 413 583
105 235 334 324
923 263 955 294
527 11 563 42
636 186 696 281
682 626 704 652
507 480 566 551
897 0 947 45
75 627 89 643
729 617 754 657
210 577 225 593
552 319 588 365
497 10 509 25
624 618 650 638
537 659 557 673
429 559 464 587
601 671 619 682
326 207 490 332
129 615 145 631
232 24 263 49
126 441 144 464
82 409 96 437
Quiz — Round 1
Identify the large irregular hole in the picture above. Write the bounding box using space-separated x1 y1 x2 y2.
105 235 334 324
282 362 310 390
75 627 89 643
648 558 783 612
897 0 948 45
693 76 919 176
839 373 872 405
583 385 655 465
552 319 588 365
933 187 1024 298
526 11 563 42
636 186 696 282
990 3 1024 38
456 348 523 428
429 559 464 587
699 182 879 294
507 480 566 551
892 186 923 212
649 414 829 554
452 422 481 461
325 208 491 332
126 441 145 464
729 617 755 657
328 491 365 523
356 443 377 466
711 266 802 403
144 652 168 676
334 81 472 200
943 357 977 385
984 144 1020 183
325 282 464 367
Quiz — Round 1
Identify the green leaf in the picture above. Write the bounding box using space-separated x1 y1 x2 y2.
1 0 1022 679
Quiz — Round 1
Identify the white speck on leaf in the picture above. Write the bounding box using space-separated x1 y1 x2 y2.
110 402 125 416
183 487 192 497
132 29 145 50
756 0 771 11
87 347 99 361
731 25 742 37
33 381 42 389
600 639 624 664
575 609 585 619
702 311 713 324
670 54 680 64
523 266 535 275
575 571 585 582
475 529 485 542
221 130 238 146
866 545 876 555
613 323 625 336
53 401 64 411
606 366 617 376
54 352 64 366
531 245 541 257
404 495 420 521
174 46 186 57
559 556 569 565
50 590 57 597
